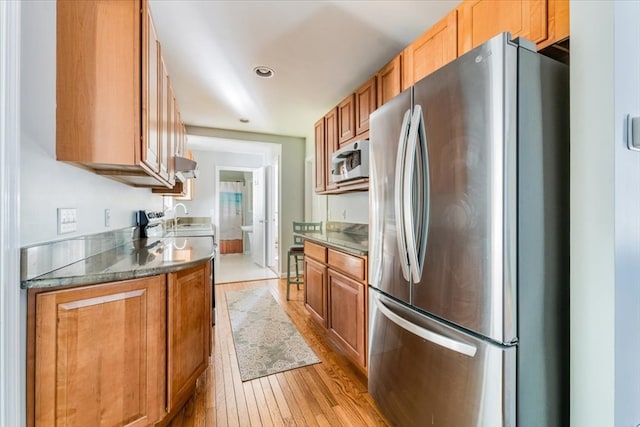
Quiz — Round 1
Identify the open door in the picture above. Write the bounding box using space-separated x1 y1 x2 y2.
252 167 266 267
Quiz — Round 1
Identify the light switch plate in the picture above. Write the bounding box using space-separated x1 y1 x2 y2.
57 208 77 234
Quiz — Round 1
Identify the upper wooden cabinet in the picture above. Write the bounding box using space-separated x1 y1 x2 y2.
457 0 568 55
314 117 326 193
377 54 403 105
338 94 356 145
354 77 377 136
325 108 339 191
56 0 186 189
403 9 458 90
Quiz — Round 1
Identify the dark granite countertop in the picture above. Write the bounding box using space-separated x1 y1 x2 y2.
294 230 368 256
21 236 215 290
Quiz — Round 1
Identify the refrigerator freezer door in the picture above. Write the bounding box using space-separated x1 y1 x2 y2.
368 290 516 427
369 88 413 304
411 33 518 343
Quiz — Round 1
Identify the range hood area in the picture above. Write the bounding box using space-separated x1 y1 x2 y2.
175 155 199 182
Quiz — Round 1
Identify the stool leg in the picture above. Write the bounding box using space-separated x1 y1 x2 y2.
286 250 291 300
294 254 300 289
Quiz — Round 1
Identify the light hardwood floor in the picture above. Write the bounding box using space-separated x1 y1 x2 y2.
166 278 389 426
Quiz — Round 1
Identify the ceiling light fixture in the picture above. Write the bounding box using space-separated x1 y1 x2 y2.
254 66 274 78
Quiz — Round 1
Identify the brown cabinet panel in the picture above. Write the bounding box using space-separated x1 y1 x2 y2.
355 77 377 136
314 117 326 193
32 276 166 427
328 248 366 282
167 263 210 411
304 257 328 327
338 94 356 145
403 9 458 90
377 54 403 106
56 0 142 167
328 270 366 368
457 0 548 55
325 108 339 191
305 241 327 263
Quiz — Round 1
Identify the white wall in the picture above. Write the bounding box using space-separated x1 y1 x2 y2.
20 1 163 246
570 1 640 425
613 1 640 425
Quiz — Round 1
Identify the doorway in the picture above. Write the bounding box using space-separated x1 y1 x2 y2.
215 165 279 284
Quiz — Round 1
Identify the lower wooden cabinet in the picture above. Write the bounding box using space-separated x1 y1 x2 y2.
27 261 212 427
328 269 366 368
167 263 211 410
31 275 167 427
304 242 368 372
304 256 328 327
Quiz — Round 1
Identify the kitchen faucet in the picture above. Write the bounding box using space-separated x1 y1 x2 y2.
172 203 188 229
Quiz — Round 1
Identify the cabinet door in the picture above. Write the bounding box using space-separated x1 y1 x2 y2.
314 117 326 193
328 270 366 368
355 77 377 136
159 56 171 182
167 262 210 411
304 257 327 327
56 0 141 165
377 54 403 106
143 6 161 173
457 0 548 55
403 9 458 90
325 108 339 191
338 94 356 145
33 276 166 427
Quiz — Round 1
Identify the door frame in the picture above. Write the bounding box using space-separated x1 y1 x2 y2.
0 1 23 425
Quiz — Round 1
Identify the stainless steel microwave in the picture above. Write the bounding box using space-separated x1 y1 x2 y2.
330 139 370 184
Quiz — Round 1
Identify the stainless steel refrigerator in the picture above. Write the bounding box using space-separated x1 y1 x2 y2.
368 33 569 427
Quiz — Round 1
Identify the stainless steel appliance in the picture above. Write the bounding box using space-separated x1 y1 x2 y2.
330 139 369 183
368 33 569 427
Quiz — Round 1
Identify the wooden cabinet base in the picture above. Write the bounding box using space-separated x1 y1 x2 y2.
28 276 167 427
27 261 212 427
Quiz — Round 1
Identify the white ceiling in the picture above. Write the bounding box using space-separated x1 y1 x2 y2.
150 0 459 142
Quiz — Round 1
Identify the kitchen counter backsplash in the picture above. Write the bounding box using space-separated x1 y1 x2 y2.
20 225 215 289
21 227 139 282
325 221 368 236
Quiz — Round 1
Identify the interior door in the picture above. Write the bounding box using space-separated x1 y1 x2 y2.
252 167 266 267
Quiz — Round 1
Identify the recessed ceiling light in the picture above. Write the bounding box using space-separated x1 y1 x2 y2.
239 118 250 123
254 66 274 78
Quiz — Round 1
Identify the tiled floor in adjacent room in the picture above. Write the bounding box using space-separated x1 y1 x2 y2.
215 253 279 284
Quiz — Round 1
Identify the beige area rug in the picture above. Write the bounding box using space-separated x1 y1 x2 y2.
225 288 321 381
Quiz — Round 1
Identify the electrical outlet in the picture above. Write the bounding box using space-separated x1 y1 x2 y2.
105 208 111 227
57 208 77 234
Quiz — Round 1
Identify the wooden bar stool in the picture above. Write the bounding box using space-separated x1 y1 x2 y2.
286 221 322 300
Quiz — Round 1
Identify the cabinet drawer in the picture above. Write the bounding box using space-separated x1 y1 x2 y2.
328 249 366 282
304 241 327 263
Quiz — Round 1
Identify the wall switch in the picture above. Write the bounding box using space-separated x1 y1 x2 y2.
342 209 347 220
104 208 111 227
57 208 77 234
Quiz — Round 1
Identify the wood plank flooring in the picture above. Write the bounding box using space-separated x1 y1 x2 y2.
166 278 389 427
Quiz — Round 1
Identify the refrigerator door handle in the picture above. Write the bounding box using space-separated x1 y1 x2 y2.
369 147 382 288
403 105 429 283
394 109 412 281
374 294 477 357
